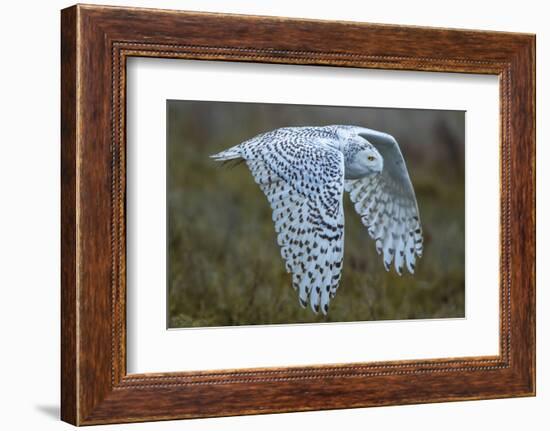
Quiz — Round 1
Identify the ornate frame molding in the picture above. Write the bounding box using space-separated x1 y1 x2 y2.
61 5 535 425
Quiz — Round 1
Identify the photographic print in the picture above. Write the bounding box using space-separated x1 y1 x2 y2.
61 7 535 423
167 100 465 328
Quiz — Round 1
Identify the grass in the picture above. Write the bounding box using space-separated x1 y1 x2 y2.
167 101 465 328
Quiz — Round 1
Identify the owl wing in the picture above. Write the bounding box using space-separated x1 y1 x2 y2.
241 135 345 315
345 129 423 275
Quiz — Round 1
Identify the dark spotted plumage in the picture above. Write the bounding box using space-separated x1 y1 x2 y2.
211 125 423 315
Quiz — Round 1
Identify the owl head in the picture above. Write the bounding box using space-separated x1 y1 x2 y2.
333 126 384 179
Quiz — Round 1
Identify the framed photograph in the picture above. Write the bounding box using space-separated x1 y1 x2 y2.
61 4 535 425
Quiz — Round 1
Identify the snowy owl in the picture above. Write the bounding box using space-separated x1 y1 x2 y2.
211 125 423 315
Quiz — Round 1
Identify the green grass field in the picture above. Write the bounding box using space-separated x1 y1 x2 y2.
167 101 465 328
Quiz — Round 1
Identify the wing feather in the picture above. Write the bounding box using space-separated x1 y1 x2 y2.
223 131 346 314
346 130 423 274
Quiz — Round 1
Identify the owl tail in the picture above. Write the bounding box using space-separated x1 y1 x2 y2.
210 146 242 162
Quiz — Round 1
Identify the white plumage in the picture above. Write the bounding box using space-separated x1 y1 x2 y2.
211 125 423 315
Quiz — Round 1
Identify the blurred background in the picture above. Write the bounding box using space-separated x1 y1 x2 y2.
167 100 465 328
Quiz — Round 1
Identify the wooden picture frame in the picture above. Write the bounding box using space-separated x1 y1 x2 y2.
61 4 535 425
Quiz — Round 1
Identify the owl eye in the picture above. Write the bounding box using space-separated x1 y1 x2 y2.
367 156 375 161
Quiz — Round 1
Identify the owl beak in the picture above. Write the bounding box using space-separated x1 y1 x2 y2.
374 157 383 174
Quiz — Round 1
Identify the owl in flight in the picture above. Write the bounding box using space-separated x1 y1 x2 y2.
211 125 423 315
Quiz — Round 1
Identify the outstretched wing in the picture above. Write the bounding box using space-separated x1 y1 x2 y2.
345 130 423 275
240 133 345 314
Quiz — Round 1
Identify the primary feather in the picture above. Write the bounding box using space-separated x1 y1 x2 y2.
210 125 423 315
